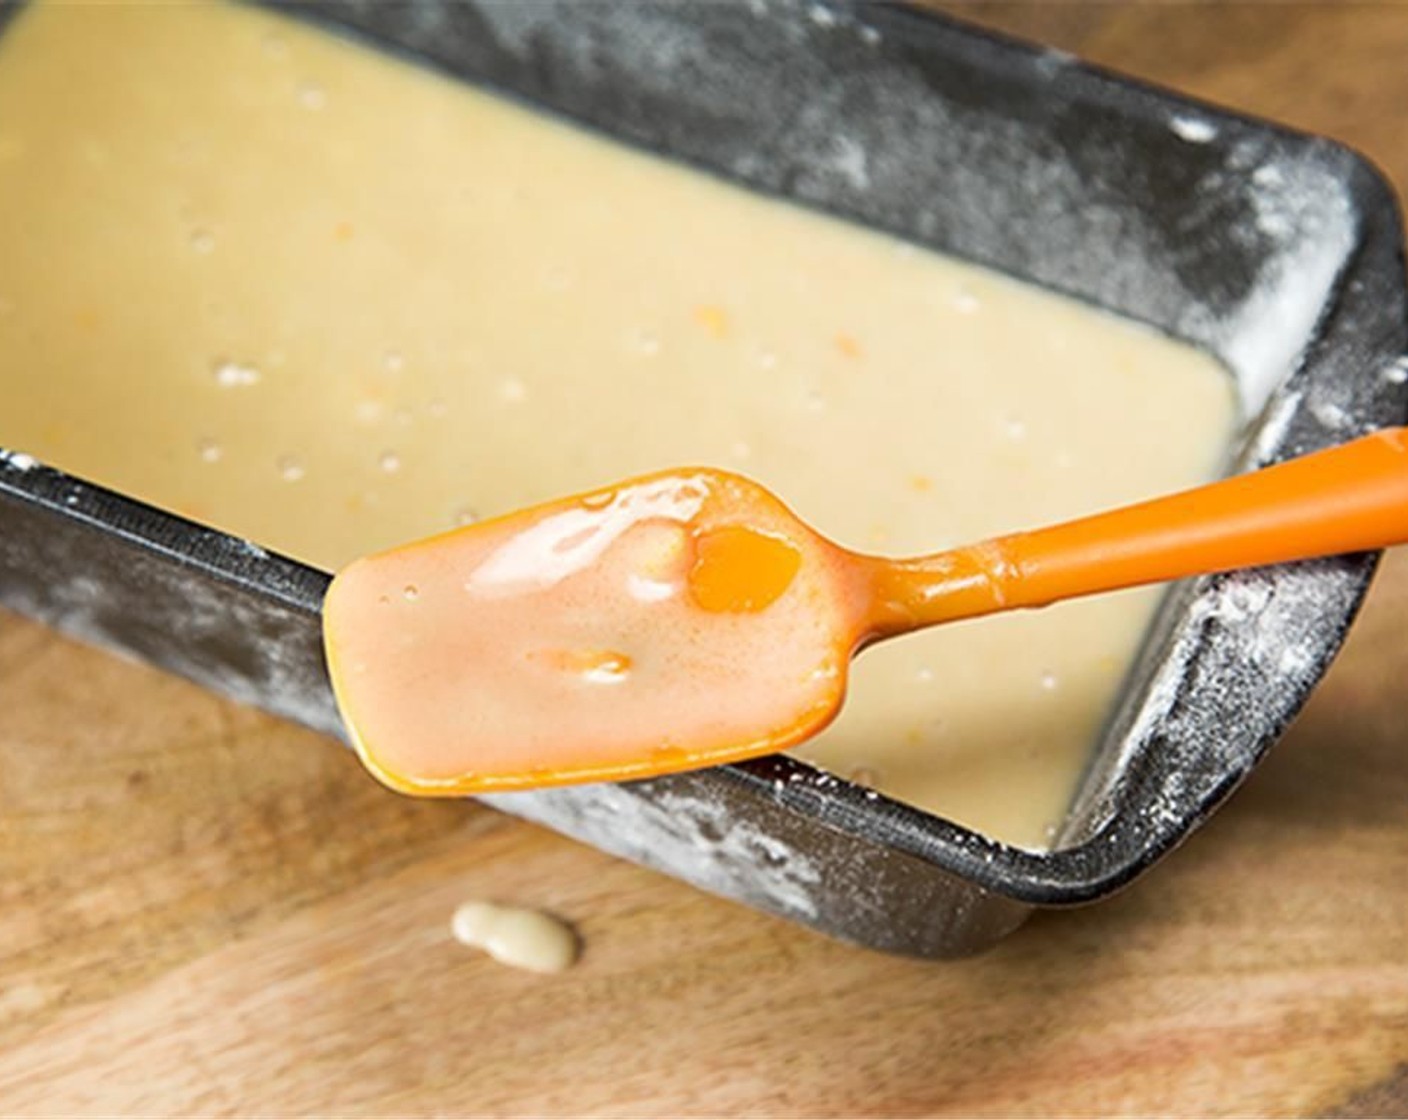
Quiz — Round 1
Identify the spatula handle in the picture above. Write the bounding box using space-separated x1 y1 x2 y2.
1001 426 1408 608
868 427 1408 635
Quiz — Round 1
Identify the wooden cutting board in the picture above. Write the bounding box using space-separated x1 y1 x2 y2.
2 4 1406 1115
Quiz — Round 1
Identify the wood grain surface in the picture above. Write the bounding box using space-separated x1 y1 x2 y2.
2 4 1407 1116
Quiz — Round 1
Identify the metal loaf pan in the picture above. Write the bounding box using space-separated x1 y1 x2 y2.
1 1 1405 957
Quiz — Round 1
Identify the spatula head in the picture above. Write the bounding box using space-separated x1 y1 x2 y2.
322 469 865 795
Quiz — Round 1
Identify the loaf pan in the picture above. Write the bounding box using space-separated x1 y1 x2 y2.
1 0 1405 957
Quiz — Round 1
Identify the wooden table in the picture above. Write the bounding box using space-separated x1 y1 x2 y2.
2 4 1406 1115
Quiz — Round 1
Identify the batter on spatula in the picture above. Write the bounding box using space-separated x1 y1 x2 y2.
324 469 864 793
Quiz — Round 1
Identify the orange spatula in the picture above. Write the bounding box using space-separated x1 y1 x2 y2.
323 426 1408 797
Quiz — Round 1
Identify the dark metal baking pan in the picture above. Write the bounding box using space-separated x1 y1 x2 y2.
0 0 1404 957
